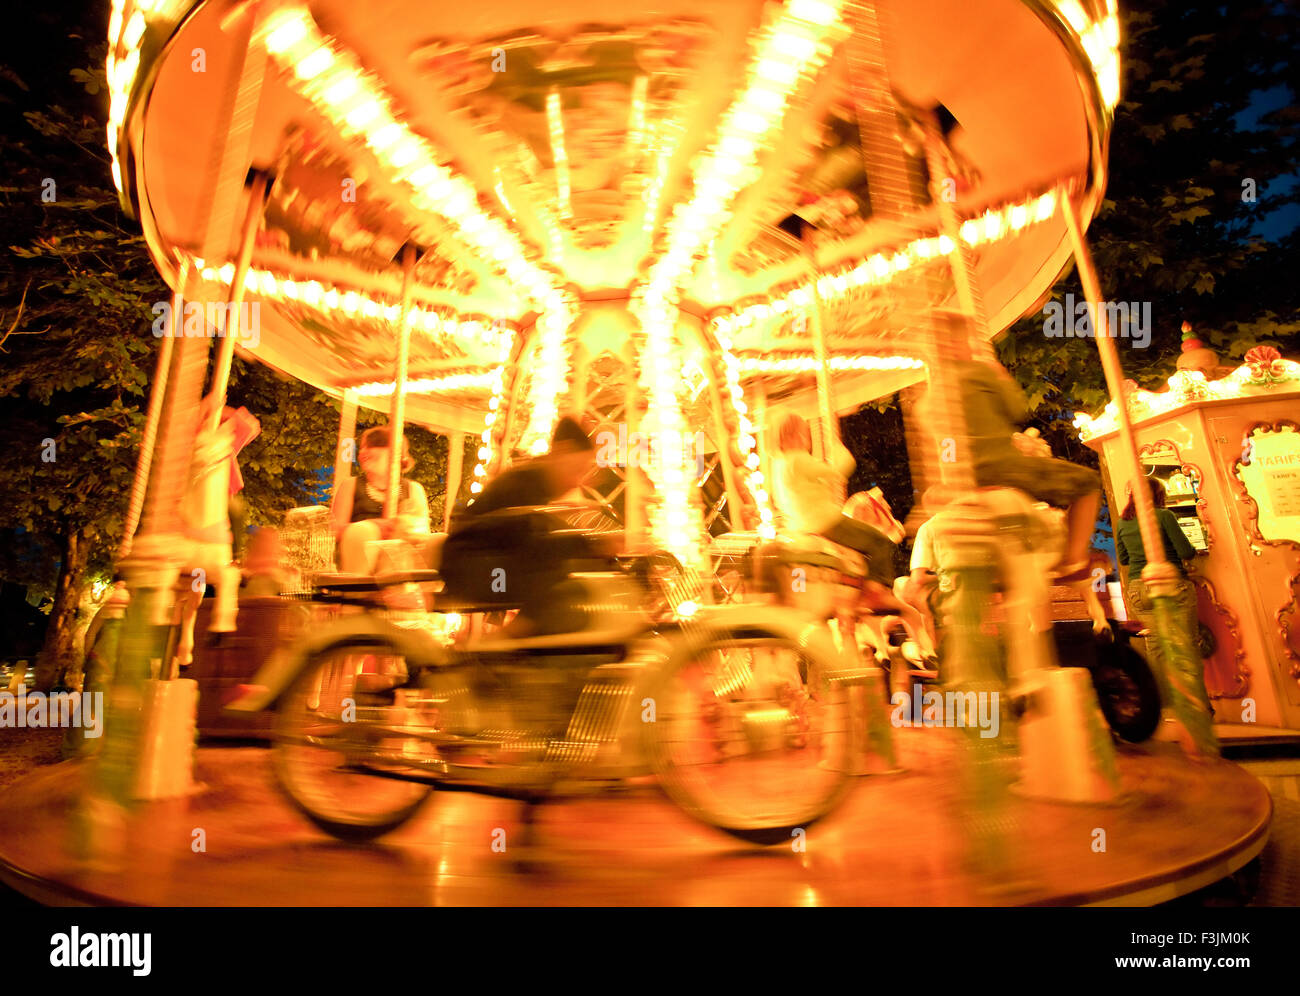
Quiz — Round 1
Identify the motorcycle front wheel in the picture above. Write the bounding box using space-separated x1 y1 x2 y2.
272 637 436 841
643 632 854 845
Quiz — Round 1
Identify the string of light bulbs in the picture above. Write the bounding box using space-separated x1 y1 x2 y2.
188 255 513 348
736 354 925 374
257 5 567 315
633 0 848 558
349 373 497 397
713 190 1060 336
469 328 518 499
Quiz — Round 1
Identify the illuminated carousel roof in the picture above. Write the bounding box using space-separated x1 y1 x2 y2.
108 0 1120 431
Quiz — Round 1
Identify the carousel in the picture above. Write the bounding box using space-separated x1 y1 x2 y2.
0 0 1273 905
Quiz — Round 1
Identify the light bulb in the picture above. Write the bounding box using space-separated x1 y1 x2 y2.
346 100 381 130
265 13 309 55
324 76 359 106
294 47 333 81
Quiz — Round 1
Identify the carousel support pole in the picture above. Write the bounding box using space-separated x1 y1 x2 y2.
331 389 358 506
622 336 648 551
76 329 213 863
916 111 1025 874
922 116 989 344
496 336 531 470
703 371 747 536
801 223 838 451
119 260 187 561
74 263 189 751
386 244 417 519
1063 192 1217 758
570 343 589 422
753 381 773 498
798 221 897 769
569 342 593 511
444 431 464 532
205 170 270 431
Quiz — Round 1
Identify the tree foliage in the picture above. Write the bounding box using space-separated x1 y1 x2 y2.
997 0 1300 430
0 0 457 684
842 1 1298 551
0 14 162 625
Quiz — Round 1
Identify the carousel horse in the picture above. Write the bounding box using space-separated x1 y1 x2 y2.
956 489 1108 672
924 486 1123 802
171 404 260 670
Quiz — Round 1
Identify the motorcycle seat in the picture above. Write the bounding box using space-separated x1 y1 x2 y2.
759 533 869 580
312 572 383 590
471 620 645 654
431 593 526 613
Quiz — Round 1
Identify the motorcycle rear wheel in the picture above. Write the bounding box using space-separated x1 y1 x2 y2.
272 637 436 841
644 633 854 845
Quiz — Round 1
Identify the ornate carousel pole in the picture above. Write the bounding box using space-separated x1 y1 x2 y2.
801 224 838 455
332 389 359 513
914 110 1018 879
855 0 1006 743
66 260 191 761
119 258 186 561
385 244 417 518
75 304 212 860
203 171 270 432
76 161 274 865
785 217 896 772
1063 192 1217 758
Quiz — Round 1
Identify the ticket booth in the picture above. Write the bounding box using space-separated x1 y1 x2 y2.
1076 345 1300 734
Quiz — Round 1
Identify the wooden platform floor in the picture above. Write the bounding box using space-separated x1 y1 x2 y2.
0 732 1272 906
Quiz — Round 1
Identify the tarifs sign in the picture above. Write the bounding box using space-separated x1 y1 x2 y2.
1238 424 1300 543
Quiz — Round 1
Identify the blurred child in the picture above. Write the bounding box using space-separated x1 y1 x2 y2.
773 413 935 659
332 425 431 575
241 527 298 597
925 312 1101 581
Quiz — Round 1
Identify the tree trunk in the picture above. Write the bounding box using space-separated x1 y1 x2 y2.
63 582 110 692
32 528 89 692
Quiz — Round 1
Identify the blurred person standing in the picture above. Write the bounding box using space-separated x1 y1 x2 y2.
1116 476 1211 720
921 313 1102 581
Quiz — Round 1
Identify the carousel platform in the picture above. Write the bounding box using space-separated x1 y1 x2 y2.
0 733 1270 907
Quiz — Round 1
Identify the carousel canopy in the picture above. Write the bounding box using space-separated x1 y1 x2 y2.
109 0 1119 431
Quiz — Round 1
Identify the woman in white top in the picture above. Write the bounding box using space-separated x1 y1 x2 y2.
773 414 897 586
773 414 936 660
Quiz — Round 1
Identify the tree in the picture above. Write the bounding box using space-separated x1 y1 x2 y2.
997 0 1300 426
0 19 164 687
849 0 1299 536
0 1 458 686
842 401 912 520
